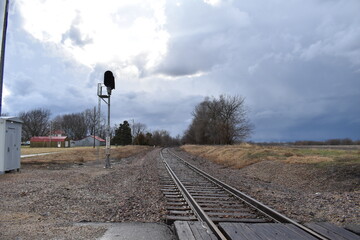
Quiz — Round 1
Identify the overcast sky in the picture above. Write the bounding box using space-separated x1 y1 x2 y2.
1 0 359 142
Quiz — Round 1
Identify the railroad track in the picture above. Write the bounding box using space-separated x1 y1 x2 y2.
159 148 331 240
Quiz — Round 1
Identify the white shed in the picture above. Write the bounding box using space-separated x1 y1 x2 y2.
0 117 23 174
72 135 106 147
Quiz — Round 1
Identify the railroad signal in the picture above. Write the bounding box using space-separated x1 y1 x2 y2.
98 70 116 169
104 70 115 95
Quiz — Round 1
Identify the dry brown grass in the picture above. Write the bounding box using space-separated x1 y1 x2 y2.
181 144 266 168
282 156 333 164
181 144 359 169
21 146 151 164
21 146 70 155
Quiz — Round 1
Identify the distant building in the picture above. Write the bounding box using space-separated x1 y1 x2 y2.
30 136 70 148
71 135 105 147
52 130 65 136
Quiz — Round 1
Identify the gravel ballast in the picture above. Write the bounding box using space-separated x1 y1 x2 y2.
1 147 358 239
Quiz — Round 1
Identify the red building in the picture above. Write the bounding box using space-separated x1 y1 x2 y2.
30 136 70 148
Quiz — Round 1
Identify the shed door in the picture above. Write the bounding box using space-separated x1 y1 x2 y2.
5 127 16 170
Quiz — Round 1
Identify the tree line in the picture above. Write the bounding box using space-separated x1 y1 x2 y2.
111 120 181 147
293 139 360 145
111 95 253 146
19 107 104 142
17 94 254 145
18 108 181 146
13 94 360 146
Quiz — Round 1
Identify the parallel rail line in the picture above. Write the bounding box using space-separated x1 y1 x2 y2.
160 148 329 240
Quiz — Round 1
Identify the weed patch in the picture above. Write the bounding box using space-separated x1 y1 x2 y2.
181 144 360 169
21 146 151 165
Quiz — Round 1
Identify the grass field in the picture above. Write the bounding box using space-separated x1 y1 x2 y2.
21 145 151 164
181 144 360 169
21 146 70 155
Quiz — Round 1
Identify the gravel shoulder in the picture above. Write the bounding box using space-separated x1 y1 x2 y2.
0 148 167 240
173 147 359 227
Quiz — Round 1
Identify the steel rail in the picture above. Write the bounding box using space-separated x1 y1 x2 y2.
167 148 329 240
160 149 227 240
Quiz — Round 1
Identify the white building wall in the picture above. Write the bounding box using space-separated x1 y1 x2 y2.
71 136 105 147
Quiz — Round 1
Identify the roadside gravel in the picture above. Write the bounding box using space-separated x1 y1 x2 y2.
0 148 166 240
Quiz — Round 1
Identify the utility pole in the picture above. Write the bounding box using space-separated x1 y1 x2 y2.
132 119 134 145
97 71 115 168
93 106 96 148
0 0 9 116
105 93 111 167
97 84 101 160
49 121 52 147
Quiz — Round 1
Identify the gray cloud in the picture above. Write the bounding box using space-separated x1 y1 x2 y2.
61 12 92 47
155 0 250 77
188 1 360 141
155 35 227 76
62 25 92 47
110 90 203 136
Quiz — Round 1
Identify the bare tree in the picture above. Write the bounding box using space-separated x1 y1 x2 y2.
150 130 172 146
19 108 51 141
188 99 211 144
208 95 252 144
51 115 63 134
60 113 87 140
183 95 253 144
84 107 100 136
97 118 107 139
132 122 147 144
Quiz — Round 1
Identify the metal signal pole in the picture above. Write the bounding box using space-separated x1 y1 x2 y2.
105 94 111 168
98 71 115 169
0 0 9 116
97 84 101 161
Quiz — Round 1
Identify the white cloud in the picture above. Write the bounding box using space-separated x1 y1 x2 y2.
203 0 221 7
16 0 169 71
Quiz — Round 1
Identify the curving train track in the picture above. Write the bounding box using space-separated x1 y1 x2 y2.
159 148 351 240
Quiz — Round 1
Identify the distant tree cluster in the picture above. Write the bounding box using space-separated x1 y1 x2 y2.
294 139 360 145
255 138 360 146
18 107 181 146
149 130 181 147
182 95 253 145
18 95 254 146
19 107 106 141
111 120 181 146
